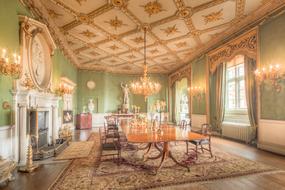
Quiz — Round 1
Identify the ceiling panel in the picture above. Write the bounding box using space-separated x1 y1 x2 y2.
167 37 197 51
183 0 213 8
59 0 106 14
127 0 177 24
192 1 236 30
68 24 106 43
28 0 276 74
93 9 137 35
152 19 190 40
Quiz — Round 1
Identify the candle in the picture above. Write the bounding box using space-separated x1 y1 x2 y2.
2 49 6 59
13 53 17 64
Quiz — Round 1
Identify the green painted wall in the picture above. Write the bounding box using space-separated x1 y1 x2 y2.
191 56 207 115
77 70 168 113
259 12 285 120
0 0 32 126
52 50 78 116
0 0 77 126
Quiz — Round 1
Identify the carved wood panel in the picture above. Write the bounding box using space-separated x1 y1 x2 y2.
207 28 258 73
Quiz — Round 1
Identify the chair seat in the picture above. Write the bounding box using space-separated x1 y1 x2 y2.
189 139 209 145
102 142 121 151
107 126 118 130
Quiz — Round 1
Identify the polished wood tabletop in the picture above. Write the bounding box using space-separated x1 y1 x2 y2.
120 119 207 143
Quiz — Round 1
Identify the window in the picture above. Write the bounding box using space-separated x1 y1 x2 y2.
225 55 247 112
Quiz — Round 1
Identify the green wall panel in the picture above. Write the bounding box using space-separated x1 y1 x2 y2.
77 70 168 113
260 12 285 120
0 0 31 126
0 0 77 126
52 50 78 116
191 56 207 115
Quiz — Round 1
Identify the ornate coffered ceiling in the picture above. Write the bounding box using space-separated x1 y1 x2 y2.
21 0 285 74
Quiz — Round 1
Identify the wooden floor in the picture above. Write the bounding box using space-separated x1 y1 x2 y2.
1 129 285 190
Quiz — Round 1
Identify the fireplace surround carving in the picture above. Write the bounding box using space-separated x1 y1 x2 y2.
10 16 59 164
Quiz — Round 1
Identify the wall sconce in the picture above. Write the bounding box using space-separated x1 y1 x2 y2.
188 86 204 100
56 83 74 96
254 64 284 92
0 48 21 77
2 101 11 110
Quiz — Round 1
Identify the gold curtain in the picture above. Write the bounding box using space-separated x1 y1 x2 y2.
244 56 257 128
171 84 176 123
214 62 226 129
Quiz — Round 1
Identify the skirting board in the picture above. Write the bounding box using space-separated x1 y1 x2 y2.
0 125 14 159
258 141 285 156
258 119 285 156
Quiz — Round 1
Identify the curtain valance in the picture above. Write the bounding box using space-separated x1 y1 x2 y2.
169 66 191 87
208 28 258 74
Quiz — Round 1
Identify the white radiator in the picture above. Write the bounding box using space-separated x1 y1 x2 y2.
222 122 253 143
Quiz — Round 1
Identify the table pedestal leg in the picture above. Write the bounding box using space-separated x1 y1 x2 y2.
137 143 151 150
143 142 190 174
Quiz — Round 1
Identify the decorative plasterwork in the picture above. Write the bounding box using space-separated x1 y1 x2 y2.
208 28 258 73
21 0 285 74
169 65 191 87
19 16 57 92
203 9 224 24
141 0 166 17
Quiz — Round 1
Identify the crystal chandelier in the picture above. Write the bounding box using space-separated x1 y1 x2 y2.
130 27 161 101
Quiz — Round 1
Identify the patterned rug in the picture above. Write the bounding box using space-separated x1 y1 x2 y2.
55 141 94 160
50 133 278 190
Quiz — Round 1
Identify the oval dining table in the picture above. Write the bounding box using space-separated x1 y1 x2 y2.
119 119 207 174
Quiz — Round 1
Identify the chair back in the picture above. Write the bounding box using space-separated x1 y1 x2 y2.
104 115 118 126
99 127 106 144
201 123 211 135
180 120 187 129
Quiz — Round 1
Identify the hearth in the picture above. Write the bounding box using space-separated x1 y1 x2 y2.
27 110 68 161
29 110 49 150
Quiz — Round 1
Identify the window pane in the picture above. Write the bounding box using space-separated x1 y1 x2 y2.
227 81 236 109
237 64 244 76
227 67 235 79
239 80 247 109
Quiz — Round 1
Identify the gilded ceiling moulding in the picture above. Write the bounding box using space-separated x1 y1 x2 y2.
207 28 258 73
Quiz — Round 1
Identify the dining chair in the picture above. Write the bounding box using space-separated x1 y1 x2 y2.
99 127 121 165
186 123 213 158
178 120 189 129
104 116 119 135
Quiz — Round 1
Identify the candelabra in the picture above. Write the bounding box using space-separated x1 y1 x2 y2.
18 135 38 173
152 100 166 126
254 64 284 92
131 105 140 114
0 48 21 77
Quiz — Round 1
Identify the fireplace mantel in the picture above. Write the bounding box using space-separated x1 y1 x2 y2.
12 89 60 164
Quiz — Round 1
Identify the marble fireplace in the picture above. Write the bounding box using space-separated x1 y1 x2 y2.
13 90 60 164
